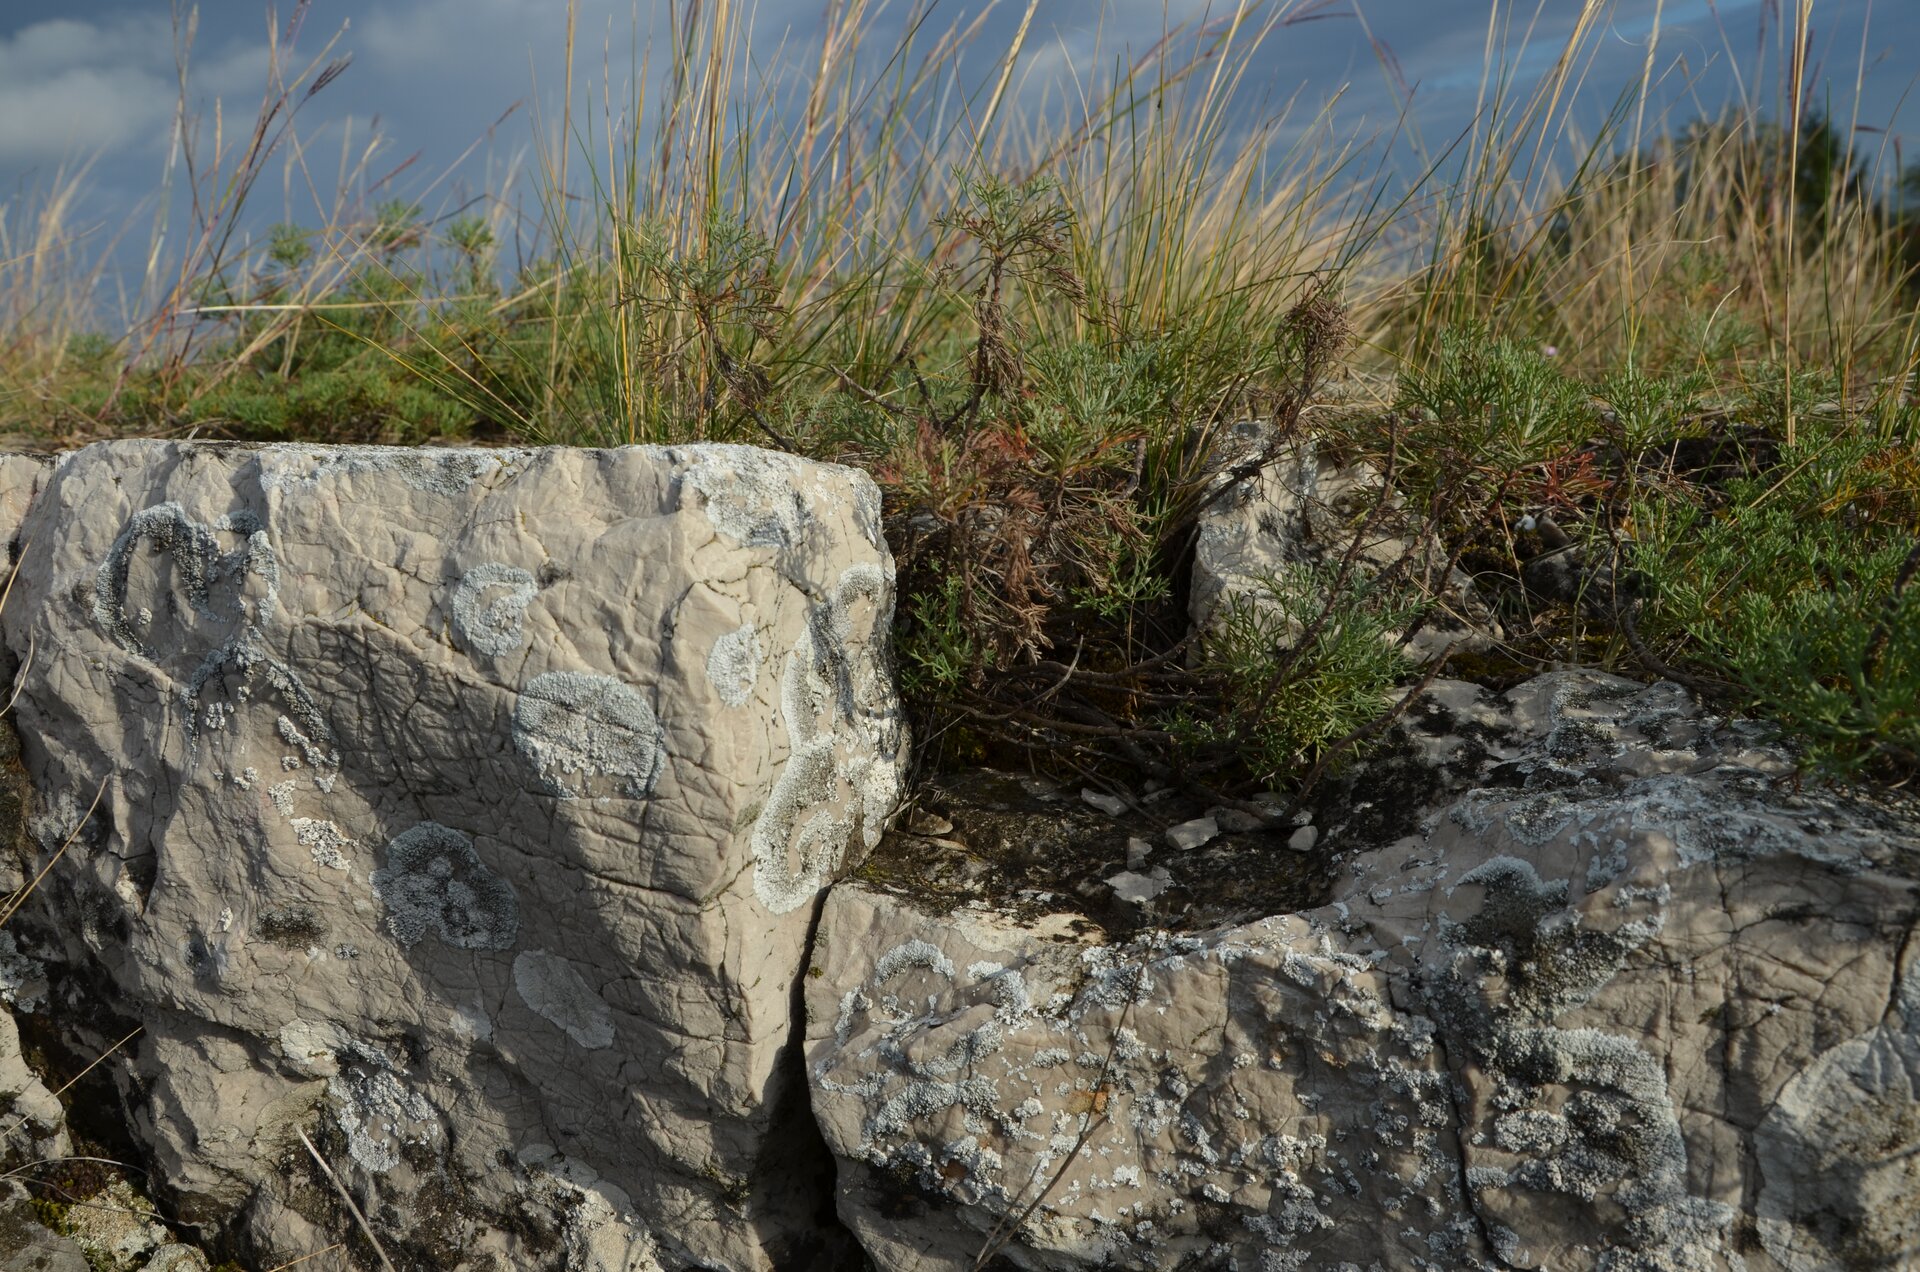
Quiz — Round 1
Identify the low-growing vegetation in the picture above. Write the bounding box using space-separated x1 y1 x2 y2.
1 0 1916 794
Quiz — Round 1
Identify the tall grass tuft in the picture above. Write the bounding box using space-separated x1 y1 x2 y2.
0 0 1916 781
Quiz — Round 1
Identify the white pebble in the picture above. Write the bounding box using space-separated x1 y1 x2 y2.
1166 817 1219 851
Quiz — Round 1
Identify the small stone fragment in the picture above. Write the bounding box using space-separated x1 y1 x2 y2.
1126 837 1153 869
1081 788 1128 817
1207 806 1264 833
1105 867 1172 904
904 807 953 837
1166 817 1219 851
1287 825 1320 852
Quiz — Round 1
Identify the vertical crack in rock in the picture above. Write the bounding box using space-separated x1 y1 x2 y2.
751 890 869 1271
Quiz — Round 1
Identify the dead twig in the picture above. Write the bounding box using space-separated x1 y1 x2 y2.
295 1126 399 1272
972 962 1142 1269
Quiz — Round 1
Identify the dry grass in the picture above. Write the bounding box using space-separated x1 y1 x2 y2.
0 0 1913 443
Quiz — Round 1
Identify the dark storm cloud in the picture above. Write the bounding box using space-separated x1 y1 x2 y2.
2 1 1914 243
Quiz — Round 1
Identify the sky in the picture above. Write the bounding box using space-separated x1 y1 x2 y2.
2 0 1916 287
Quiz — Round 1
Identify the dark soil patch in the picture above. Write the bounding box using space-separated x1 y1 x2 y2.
855 768 1337 936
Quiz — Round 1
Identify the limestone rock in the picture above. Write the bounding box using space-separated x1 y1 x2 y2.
0 1184 90 1272
1163 816 1217 851
0 1005 68 1165
0 455 53 899
3 441 904 1270
807 671 1920 1271
57 1177 179 1271
1189 429 1497 662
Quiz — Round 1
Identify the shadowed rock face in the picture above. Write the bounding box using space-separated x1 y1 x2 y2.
0 441 904 1271
807 672 1920 1272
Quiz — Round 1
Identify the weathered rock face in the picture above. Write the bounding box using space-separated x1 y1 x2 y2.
2 441 905 1270
1189 429 1497 663
807 671 1920 1271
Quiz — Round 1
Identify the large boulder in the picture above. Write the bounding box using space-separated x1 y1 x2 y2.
2 441 905 1270
806 671 1920 1270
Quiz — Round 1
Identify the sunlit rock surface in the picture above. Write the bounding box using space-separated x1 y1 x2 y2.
2 440 904 1270
807 672 1920 1272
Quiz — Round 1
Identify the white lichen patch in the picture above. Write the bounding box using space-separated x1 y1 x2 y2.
749 563 906 913
679 444 820 549
450 561 539 657
291 818 353 871
371 822 519 950
705 623 764 708
327 1044 444 1173
277 1018 350 1077
450 1001 494 1045
512 671 665 799
514 949 615 1050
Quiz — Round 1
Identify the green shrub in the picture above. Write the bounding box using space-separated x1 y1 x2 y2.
1180 564 1422 787
1632 420 1920 773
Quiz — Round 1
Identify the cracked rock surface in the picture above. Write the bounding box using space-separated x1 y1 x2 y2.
807 671 1920 1271
0 441 904 1270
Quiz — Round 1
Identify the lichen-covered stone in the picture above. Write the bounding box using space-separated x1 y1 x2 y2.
808 671 1920 1271
2 440 904 1271
1189 428 1498 662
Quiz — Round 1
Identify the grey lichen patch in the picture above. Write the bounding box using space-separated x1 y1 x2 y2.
92 501 340 768
513 950 614 1050
257 444 532 498
512 672 665 800
0 931 47 1012
292 818 353 871
450 562 539 657
705 624 764 708
679 444 819 549
1434 846 1734 1269
372 822 519 951
28 790 90 851
327 1043 444 1173
750 563 907 914
92 502 279 655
